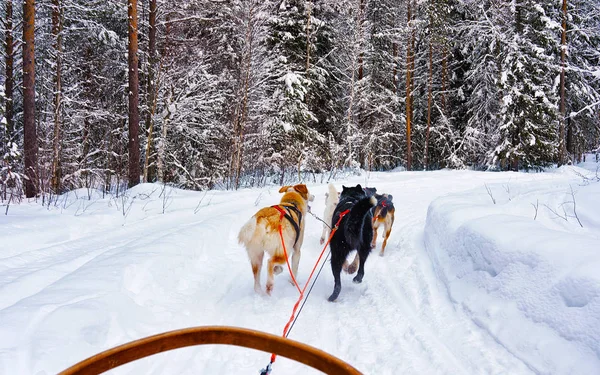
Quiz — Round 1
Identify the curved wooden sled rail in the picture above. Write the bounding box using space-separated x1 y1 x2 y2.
59 325 362 375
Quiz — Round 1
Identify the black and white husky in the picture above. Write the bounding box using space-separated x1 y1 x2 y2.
328 184 377 302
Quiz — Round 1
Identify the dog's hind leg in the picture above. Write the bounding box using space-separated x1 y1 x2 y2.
328 255 344 302
266 256 283 295
353 245 371 284
380 216 394 256
380 227 392 256
320 225 329 245
291 248 301 281
371 220 380 249
250 251 264 294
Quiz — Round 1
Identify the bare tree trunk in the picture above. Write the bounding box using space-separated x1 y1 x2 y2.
441 45 447 115
4 0 14 140
143 0 157 182
345 0 366 166
23 0 38 198
425 39 433 171
231 3 257 189
357 0 365 81
405 0 414 171
392 42 398 93
128 0 140 188
158 14 172 183
558 0 568 166
51 0 63 193
158 85 171 183
305 0 312 73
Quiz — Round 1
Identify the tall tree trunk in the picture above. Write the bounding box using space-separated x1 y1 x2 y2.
157 14 171 183
357 0 365 81
441 45 447 114
511 0 523 171
4 0 14 140
426 39 433 171
558 0 567 165
158 85 172 183
51 0 63 193
305 0 312 73
392 42 398 93
23 0 38 197
128 0 140 188
143 0 157 182
233 3 256 189
405 0 414 171
345 0 366 167
80 47 93 184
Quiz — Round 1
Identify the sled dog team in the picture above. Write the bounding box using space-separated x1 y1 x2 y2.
238 183 395 301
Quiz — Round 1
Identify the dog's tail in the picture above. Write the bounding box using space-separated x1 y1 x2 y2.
345 195 377 233
238 217 257 246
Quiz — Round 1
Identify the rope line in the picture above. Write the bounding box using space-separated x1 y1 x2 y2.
261 209 349 375
308 209 331 229
286 251 331 336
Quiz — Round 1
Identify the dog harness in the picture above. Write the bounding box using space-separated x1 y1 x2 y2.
272 204 303 246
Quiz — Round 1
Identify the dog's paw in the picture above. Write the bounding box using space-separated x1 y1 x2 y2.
379 251 385 257
273 265 283 275
319 237 325 245
352 275 363 284
266 283 274 295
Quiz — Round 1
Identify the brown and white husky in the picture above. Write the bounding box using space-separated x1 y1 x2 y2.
238 184 314 295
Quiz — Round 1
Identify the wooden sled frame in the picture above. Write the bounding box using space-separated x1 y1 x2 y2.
59 325 362 375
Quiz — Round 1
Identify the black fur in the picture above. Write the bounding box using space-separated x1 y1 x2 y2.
375 194 394 219
328 184 377 302
364 187 394 219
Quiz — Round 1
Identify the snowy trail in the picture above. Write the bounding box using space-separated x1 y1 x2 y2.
0 170 592 374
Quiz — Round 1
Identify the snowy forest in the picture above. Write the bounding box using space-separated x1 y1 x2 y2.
1 0 599 197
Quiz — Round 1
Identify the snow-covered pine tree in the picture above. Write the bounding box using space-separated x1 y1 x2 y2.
57 1 128 193
563 0 600 161
263 0 331 181
357 0 404 171
490 0 559 171
452 0 504 169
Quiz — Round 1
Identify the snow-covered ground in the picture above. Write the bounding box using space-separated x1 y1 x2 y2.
1 163 599 374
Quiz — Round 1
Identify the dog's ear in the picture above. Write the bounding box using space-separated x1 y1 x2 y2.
356 184 362 191
293 184 308 196
293 184 310 201
279 185 291 193
387 194 393 201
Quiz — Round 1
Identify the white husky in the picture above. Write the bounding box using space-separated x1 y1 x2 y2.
320 183 340 244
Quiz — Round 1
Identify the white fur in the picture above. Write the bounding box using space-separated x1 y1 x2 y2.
238 214 299 295
320 183 339 245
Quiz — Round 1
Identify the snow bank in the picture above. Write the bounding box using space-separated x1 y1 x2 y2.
424 170 600 374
